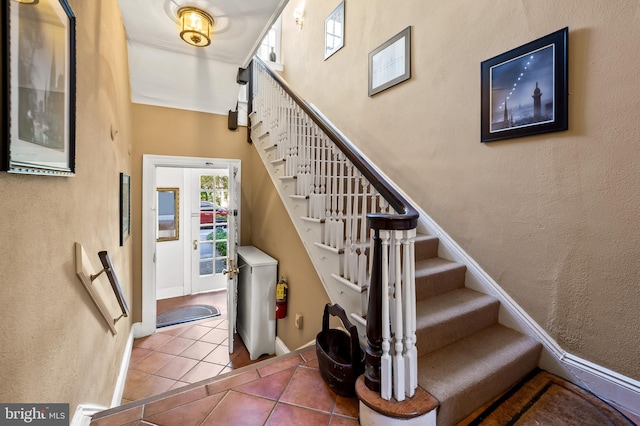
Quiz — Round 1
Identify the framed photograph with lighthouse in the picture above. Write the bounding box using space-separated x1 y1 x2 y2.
481 28 568 143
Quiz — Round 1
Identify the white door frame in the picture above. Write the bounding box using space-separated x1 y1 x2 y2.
139 154 241 338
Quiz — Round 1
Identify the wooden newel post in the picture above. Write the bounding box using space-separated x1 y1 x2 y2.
364 228 382 392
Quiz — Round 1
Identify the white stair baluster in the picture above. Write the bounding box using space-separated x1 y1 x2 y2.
380 230 392 401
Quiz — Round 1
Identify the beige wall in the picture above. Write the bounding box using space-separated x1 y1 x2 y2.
0 0 133 411
130 104 253 321
247 148 331 350
279 0 640 380
131 104 329 350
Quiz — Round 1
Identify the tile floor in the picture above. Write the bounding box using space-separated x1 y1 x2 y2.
91 346 360 425
92 291 360 425
121 290 276 404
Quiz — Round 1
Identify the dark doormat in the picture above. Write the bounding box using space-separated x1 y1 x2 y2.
156 304 220 328
460 369 636 425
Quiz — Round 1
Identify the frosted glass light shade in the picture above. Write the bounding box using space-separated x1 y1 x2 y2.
179 7 213 47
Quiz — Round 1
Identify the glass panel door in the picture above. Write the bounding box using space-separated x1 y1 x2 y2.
192 172 229 293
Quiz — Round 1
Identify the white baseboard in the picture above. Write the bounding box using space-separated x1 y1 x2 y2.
111 323 137 407
561 353 640 419
70 404 108 426
275 336 290 356
71 323 138 426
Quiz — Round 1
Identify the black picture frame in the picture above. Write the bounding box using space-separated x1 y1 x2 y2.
1 0 76 175
368 26 411 97
120 173 130 246
481 27 568 143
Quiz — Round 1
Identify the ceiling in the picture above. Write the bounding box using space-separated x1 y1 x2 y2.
118 0 288 115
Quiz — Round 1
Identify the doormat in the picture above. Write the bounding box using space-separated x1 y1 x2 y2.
459 369 636 425
156 304 220 328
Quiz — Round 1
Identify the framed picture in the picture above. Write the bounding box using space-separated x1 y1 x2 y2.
157 187 179 242
324 1 344 60
120 173 130 246
368 26 411 97
1 0 76 175
481 27 568 143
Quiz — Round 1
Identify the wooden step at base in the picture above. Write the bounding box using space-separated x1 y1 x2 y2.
418 324 542 426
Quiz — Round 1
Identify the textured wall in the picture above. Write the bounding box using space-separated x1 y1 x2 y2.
0 0 133 412
279 0 640 379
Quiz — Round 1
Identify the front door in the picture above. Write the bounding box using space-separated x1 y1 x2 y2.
191 170 232 293
225 165 240 353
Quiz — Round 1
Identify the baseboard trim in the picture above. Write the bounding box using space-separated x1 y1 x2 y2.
561 353 640 418
70 323 138 426
70 404 108 426
275 336 290 356
111 323 137 407
415 208 640 418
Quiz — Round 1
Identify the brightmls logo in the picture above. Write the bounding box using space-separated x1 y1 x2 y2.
0 404 68 425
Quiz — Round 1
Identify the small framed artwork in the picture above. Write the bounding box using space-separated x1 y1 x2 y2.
120 173 130 246
481 27 568 143
1 0 77 175
368 26 411 97
157 187 179 242
324 1 345 60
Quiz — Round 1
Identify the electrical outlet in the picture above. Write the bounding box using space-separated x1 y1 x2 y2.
295 313 304 329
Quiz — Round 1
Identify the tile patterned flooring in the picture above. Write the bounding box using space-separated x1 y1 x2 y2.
91 291 360 425
121 290 277 404
91 345 360 425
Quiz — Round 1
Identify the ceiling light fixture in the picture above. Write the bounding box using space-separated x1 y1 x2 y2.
15 0 39 4
178 7 213 47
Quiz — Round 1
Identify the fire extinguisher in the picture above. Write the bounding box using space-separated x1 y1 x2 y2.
275 277 288 319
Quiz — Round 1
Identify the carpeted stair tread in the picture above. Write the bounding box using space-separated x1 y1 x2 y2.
418 324 542 426
415 288 499 355
415 257 466 299
414 234 439 260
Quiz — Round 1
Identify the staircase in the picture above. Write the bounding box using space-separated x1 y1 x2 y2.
248 58 542 425
412 235 541 424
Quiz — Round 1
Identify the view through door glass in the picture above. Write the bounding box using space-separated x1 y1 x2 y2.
199 174 229 277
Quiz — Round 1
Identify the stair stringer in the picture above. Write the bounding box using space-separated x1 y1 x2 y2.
250 118 365 325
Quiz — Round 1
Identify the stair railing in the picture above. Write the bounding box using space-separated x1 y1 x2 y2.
249 57 419 402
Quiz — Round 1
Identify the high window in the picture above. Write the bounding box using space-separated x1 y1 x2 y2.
257 18 281 63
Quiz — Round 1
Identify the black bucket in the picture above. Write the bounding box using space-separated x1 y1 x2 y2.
316 303 365 397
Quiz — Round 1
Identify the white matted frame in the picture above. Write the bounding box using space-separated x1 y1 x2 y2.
324 1 345 60
368 26 411 97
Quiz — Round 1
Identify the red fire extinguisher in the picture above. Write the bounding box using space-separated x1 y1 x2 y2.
275 277 288 319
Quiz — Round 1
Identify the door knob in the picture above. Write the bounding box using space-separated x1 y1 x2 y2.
223 260 240 278
193 240 198 250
